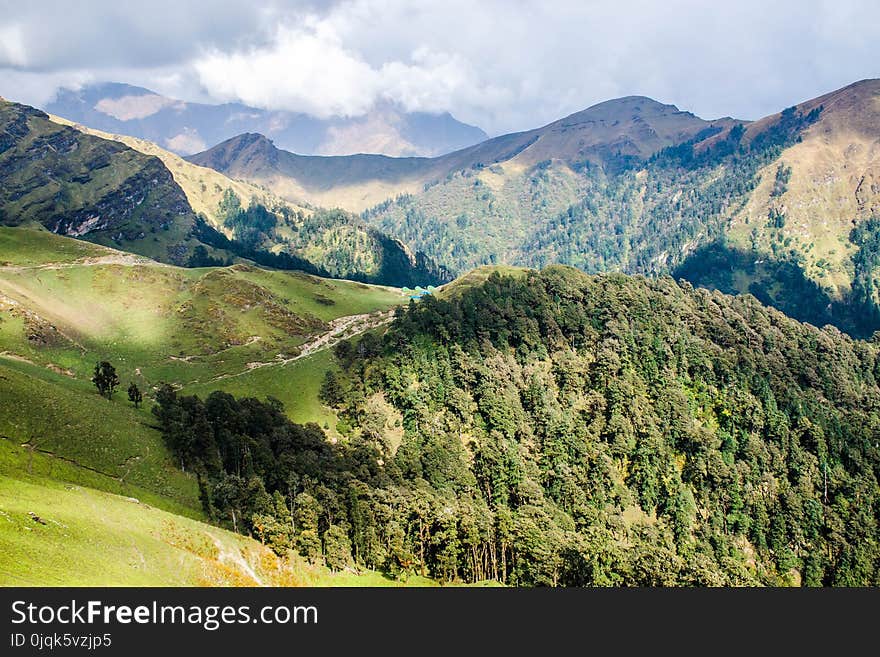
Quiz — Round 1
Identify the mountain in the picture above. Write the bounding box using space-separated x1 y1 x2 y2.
0 99 204 264
189 95 725 211
0 98 448 286
696 79 880 335
44 82 487 157
192 80 880 336
376 81 880 337
50 112 312 226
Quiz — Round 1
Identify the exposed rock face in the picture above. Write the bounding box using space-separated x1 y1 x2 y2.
0 99 197 262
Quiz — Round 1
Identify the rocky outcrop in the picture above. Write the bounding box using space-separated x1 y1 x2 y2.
0 99 196 249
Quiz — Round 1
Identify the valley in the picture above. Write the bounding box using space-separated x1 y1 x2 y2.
0 76 878 589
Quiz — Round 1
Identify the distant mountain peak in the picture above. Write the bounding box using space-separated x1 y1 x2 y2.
43 81 488 158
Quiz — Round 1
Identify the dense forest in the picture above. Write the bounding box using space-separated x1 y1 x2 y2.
364 104 880 336
153 267 880 585
193 189 449 287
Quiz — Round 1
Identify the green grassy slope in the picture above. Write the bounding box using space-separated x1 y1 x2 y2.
185 349 339 429
0 225 108 265
0 227 404 506
0 227 404 389
0 440 434 586
0 360 199 511
0 228 437 586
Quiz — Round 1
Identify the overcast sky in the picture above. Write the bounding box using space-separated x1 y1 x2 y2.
0 0 877 134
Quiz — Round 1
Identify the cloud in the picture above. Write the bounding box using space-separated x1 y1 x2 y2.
194 25 380 118
0 0 269 70
164 129 208 155
192 24 506 120
191 0 880 132
94 94 182 121
0 0 878 134
0 23 27 67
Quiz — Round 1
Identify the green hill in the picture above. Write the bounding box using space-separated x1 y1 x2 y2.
1 99 448 287
0 227 405 500
0 227 406 397
198 265 875 586
115 263 880 587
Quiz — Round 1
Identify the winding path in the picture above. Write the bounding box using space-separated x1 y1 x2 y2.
0 253 161 273
207 309 395 383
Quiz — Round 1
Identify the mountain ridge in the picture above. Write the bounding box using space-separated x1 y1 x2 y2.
0 98 449 287
43 82 487 158
189 94 732 211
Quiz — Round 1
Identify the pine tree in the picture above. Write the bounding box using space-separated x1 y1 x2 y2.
127 382 143 408
91 361 119 399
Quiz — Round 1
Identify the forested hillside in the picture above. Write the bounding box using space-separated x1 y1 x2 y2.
196 189 449 286
154 267 880 586
362 81 880 337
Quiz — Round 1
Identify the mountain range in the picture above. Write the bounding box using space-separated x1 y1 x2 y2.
44 82 487 158
0 99 447 286
1 75 880 588
189 79 880 337
188 95 730 211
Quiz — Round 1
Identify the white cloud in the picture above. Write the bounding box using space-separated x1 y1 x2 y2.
194 25 380 118
164 129 208 155
0 0 878 134
0 24 27 67
192 23 506 121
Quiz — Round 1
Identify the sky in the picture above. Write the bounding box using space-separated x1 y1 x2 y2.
0 0 878 135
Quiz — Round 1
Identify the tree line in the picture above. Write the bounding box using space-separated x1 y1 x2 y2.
151 267 880 585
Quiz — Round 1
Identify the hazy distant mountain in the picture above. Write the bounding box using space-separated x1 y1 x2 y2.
44 82 487 157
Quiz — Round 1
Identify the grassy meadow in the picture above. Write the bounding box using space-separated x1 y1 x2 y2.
0 226 419 586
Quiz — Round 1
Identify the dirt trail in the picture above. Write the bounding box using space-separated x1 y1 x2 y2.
208 309 395 383
0 254 160 272
208 534 264 586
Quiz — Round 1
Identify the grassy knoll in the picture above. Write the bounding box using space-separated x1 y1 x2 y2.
0 441 439 586
0 227 405 512
0 227 404 391
0 228 409 510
